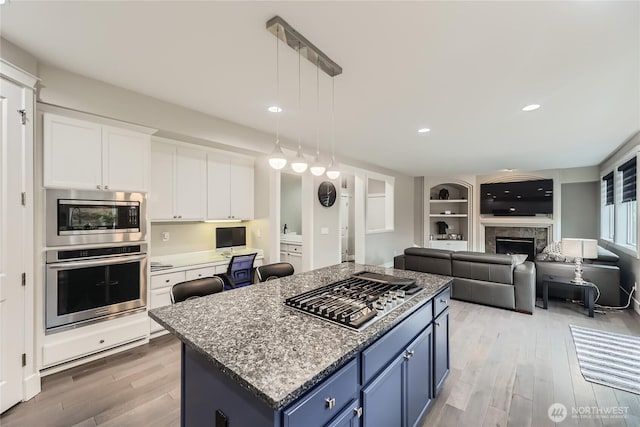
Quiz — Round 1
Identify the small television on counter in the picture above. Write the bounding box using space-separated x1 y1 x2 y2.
480 179 553 216
215 226 246 250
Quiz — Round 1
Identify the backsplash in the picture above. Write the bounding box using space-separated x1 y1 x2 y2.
150 222 254 256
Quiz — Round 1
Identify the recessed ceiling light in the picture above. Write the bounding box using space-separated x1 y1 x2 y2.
268 106 282 113
521 104 541 112
418 128 430 133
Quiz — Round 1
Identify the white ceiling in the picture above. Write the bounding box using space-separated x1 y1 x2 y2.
1 1 638 176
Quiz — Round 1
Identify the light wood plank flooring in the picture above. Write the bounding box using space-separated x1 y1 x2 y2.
2 299 639 427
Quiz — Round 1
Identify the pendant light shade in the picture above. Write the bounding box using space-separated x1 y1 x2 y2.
268 141 287 170
310 155 326 176
291 148 308 173
326 157 340 180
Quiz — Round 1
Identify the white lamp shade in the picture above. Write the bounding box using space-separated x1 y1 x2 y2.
326 169 340 180
268 142 287 170
310 162 326 176
268 156 287 170
326 159 340 180
291 161 308 173
561 238 598 259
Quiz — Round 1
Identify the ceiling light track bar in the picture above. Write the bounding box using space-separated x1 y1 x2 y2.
266 16 342 77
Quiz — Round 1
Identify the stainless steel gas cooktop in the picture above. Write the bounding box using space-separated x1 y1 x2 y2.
284 271 423 330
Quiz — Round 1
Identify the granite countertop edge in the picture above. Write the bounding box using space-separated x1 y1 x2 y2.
149 264 452 411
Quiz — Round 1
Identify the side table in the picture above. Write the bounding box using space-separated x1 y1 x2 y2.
542 274 595 317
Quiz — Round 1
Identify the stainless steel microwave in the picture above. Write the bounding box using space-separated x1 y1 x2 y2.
46 189 146 246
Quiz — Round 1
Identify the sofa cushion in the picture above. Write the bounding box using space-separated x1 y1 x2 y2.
404 248 453 275
451 252 514 285
595 246 619 264
404 247 453 259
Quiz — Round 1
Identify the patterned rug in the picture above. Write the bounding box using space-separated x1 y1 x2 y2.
570 324 640 395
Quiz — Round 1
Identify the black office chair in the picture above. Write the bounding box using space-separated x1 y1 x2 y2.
219 253 257 290
170 276 224 303
255 262 295 282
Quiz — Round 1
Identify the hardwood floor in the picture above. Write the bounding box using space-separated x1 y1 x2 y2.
2 300 639 427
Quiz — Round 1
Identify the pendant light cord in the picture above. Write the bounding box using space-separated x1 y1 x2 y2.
275 25 280 146
316 58 320 159
331 76 335 162
298 41 302 152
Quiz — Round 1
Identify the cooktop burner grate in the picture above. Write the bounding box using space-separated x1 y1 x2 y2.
284 271 423 330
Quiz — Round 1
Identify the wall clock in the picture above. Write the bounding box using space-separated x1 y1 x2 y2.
318 181 337 207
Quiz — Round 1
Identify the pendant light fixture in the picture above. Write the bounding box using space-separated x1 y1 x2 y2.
325 76 340 180
290 41 308 173
309 59 326 177
267 24 287 170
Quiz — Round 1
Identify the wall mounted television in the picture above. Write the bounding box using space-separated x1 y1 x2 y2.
480 179 553 216
215 226 247 250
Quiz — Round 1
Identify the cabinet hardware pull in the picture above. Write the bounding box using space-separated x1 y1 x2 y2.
99 339 105 344
104 185 109 190
325 397 336 409
96 185 101 190
440 298 447 303
165 279 170 283
353 407 363 418
436 322 441 327
404 349 415 360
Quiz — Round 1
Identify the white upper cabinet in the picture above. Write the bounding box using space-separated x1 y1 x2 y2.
207 154 254 221
43 113 150 192
150 141 206 221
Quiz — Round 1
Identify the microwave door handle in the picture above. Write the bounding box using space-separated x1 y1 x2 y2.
48 254 147 269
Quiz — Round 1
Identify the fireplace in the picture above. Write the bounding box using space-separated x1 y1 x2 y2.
484 226 550 255
496 236 536 261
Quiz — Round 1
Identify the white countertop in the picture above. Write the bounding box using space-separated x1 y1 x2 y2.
150 248 264 272
280 233 302 245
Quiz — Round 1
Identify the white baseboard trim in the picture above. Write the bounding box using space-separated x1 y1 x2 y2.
620 286 640 317
380 261 394 268
23 372 41 401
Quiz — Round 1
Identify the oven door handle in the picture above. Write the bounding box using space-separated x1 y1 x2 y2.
48 254 147 269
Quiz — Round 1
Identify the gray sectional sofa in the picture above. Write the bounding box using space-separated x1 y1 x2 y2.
394 248 536 314
534 246 620 306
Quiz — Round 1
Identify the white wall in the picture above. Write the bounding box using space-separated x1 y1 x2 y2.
561 182 599 239
365 174 415 267
149 222 256 257
313 176 341 269
0 37 38 77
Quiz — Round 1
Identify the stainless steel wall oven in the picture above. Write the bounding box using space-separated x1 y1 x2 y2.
46 189 146 246
45 244 147 333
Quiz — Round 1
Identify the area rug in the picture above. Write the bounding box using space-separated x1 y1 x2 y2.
569 324 640 395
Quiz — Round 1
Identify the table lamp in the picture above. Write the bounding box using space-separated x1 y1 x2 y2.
561 238 598 284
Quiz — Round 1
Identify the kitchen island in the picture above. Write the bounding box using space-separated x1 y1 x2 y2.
149 263 451 427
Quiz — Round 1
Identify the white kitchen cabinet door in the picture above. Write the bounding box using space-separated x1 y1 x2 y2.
207 157 231 220
102 126 150 192
229 163 254 220
149 142 176 221
288 252 302 274
175 147 207 220
43 113 102 190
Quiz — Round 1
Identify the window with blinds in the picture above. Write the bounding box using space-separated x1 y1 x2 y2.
617 157 636 203
602 172 614 205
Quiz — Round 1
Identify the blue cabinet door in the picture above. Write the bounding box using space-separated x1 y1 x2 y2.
405 326 433 427
433 309 450 396
362 355 403 427
326 399 361 427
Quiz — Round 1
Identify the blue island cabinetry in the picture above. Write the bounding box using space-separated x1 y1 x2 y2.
181 286 450 427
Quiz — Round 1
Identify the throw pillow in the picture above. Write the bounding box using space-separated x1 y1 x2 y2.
542 241 562 255
511 254 528 265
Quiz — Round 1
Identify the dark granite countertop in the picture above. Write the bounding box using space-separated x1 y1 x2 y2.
149 263 451 411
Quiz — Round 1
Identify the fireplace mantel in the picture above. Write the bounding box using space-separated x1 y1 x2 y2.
480 216 554 254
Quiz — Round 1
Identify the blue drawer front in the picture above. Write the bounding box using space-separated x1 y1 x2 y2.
361 301 433 385
433 287 450 317
283 358 358 427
